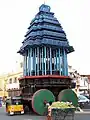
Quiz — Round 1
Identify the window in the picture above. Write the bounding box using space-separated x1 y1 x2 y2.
14 77 17 83
9 78 12 84
12 99 22 105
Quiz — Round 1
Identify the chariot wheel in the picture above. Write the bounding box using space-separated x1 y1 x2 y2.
58 89 78 107
31 89 55 115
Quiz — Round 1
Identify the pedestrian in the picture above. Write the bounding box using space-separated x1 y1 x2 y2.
46 101 53 120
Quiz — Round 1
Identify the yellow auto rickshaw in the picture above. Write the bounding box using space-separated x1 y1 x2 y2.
6 96 24 115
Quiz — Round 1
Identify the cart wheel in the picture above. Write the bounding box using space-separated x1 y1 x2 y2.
58 89 78 107
31 89 55 115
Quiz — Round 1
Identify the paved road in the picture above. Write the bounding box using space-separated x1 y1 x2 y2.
0 107 45 120
0 107 90 120
75 113 90 120
83 103 90 109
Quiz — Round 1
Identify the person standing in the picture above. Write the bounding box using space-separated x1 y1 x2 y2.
46 102 52 120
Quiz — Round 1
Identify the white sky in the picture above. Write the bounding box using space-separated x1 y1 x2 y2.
0 0 90 75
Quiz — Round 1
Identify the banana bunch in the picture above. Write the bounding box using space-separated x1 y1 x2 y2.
51 101 75 108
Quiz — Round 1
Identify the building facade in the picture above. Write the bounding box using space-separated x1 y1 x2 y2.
80 75 90 95
68 65 90 95
0 60 23 97
6 72 23 97
0 74 8 97
6 61 23 97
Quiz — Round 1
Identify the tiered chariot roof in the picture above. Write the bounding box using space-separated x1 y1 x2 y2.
18 4 74 54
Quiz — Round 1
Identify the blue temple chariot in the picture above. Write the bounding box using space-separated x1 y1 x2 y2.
18 4 74 77
17 4 75 115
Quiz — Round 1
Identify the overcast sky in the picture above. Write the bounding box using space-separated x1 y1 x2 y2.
0 0 90 74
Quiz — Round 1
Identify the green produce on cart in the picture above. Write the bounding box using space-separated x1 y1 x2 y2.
51 101 75 108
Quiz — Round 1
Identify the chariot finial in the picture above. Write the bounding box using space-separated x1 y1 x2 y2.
44 0 46 4
44 0 45 4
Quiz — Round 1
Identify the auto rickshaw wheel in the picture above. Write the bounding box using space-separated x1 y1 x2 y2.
8 112 14 116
